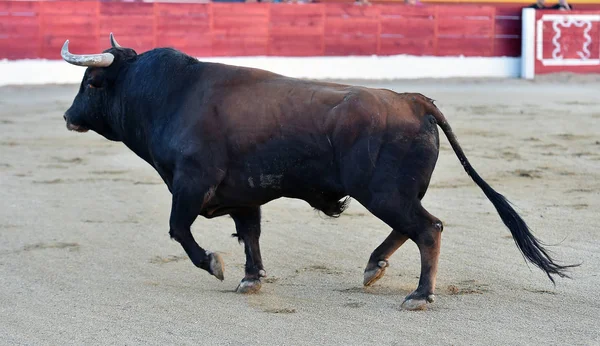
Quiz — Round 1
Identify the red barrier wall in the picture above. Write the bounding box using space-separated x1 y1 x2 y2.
0 1 522 59
533 10 600 74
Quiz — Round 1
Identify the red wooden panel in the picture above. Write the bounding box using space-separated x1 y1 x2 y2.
437 18 493 37
379 37 435 56
324 36 377 56
325 18 379 36
435 5 494 17
155 3 210 35
537 18 600 61
380 18 435 37
436 4 495 44
212 3 268 17
156 20 210 35
325 3 380 18
269 22 324 36
0 2 40 34
98 13 154 29
269 3 324 17
40 15 97 37
437 37 492 56
269 16 324 29
0 38 40 59
211 4 269 37
156 5 210 35
41 15 96 34
155 3 210 17
493 37 520 57
0 1 526 60
0 1 40 13
0 15 40 37
41 1 97 15
378 4 436 17
211 35 268 56
269 35 323 56
494 7 522 17
495 18 521 37
494 6 521 40
534 9 600 74
0 1 41 59
269 3 324 36
99 2 154 17
212 17 269 37
155 34 211 56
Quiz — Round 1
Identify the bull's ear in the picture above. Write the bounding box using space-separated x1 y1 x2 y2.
88 70 106 89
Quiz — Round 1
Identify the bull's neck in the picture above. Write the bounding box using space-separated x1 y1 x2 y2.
112 98 155 166
119 117 154 166
112 58 204 168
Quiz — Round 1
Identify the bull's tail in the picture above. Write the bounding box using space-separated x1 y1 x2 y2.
424 98 578 284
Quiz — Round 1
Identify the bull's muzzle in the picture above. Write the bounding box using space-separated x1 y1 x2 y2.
64 114 89 133
66 122 89 133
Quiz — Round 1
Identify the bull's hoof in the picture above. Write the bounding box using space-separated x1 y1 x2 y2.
207 251 225 281
363 260 389 286
401 294 435 311
236 279 262 294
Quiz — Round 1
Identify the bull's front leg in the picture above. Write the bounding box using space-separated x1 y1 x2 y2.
231 207 266 294
168 178 224 281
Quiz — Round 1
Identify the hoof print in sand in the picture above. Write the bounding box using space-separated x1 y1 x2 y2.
149 255 188 264
263 307 296 314
446 280 490 295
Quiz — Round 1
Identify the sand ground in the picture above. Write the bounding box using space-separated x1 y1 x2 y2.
0 77 599 345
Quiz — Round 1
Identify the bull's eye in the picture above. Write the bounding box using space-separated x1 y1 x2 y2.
88 84 96 89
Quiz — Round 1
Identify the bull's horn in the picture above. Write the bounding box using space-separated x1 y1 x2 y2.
60 40 114 67
109 32 122 48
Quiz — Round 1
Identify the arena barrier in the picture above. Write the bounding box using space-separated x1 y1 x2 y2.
0 1 597 83
0 1 522 58
521 8 600 78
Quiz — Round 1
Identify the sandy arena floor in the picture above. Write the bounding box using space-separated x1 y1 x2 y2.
1 76 599 345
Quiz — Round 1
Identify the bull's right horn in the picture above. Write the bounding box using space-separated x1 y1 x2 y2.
61 40 115 67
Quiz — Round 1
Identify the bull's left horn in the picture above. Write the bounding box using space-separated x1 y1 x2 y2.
109 32 122 48
60 40 115 67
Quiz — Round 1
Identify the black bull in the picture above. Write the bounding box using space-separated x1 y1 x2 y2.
60 34 576 310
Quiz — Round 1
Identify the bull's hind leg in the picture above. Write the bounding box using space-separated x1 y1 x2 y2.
401 214 443 311
366 195 443 311
231 207 266 294
363 231 409 286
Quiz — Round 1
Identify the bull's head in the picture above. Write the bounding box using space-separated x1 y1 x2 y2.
61 33 136 141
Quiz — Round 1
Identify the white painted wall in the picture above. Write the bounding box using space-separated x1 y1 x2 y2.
521 8 536 80
0 55 521 87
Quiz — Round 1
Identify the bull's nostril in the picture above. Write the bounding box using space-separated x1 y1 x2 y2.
63 114 67 121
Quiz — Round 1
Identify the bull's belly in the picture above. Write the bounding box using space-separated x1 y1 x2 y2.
198 134 349 216
201 162 346 217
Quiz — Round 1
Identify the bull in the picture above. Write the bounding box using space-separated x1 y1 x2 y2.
60 34 576 310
